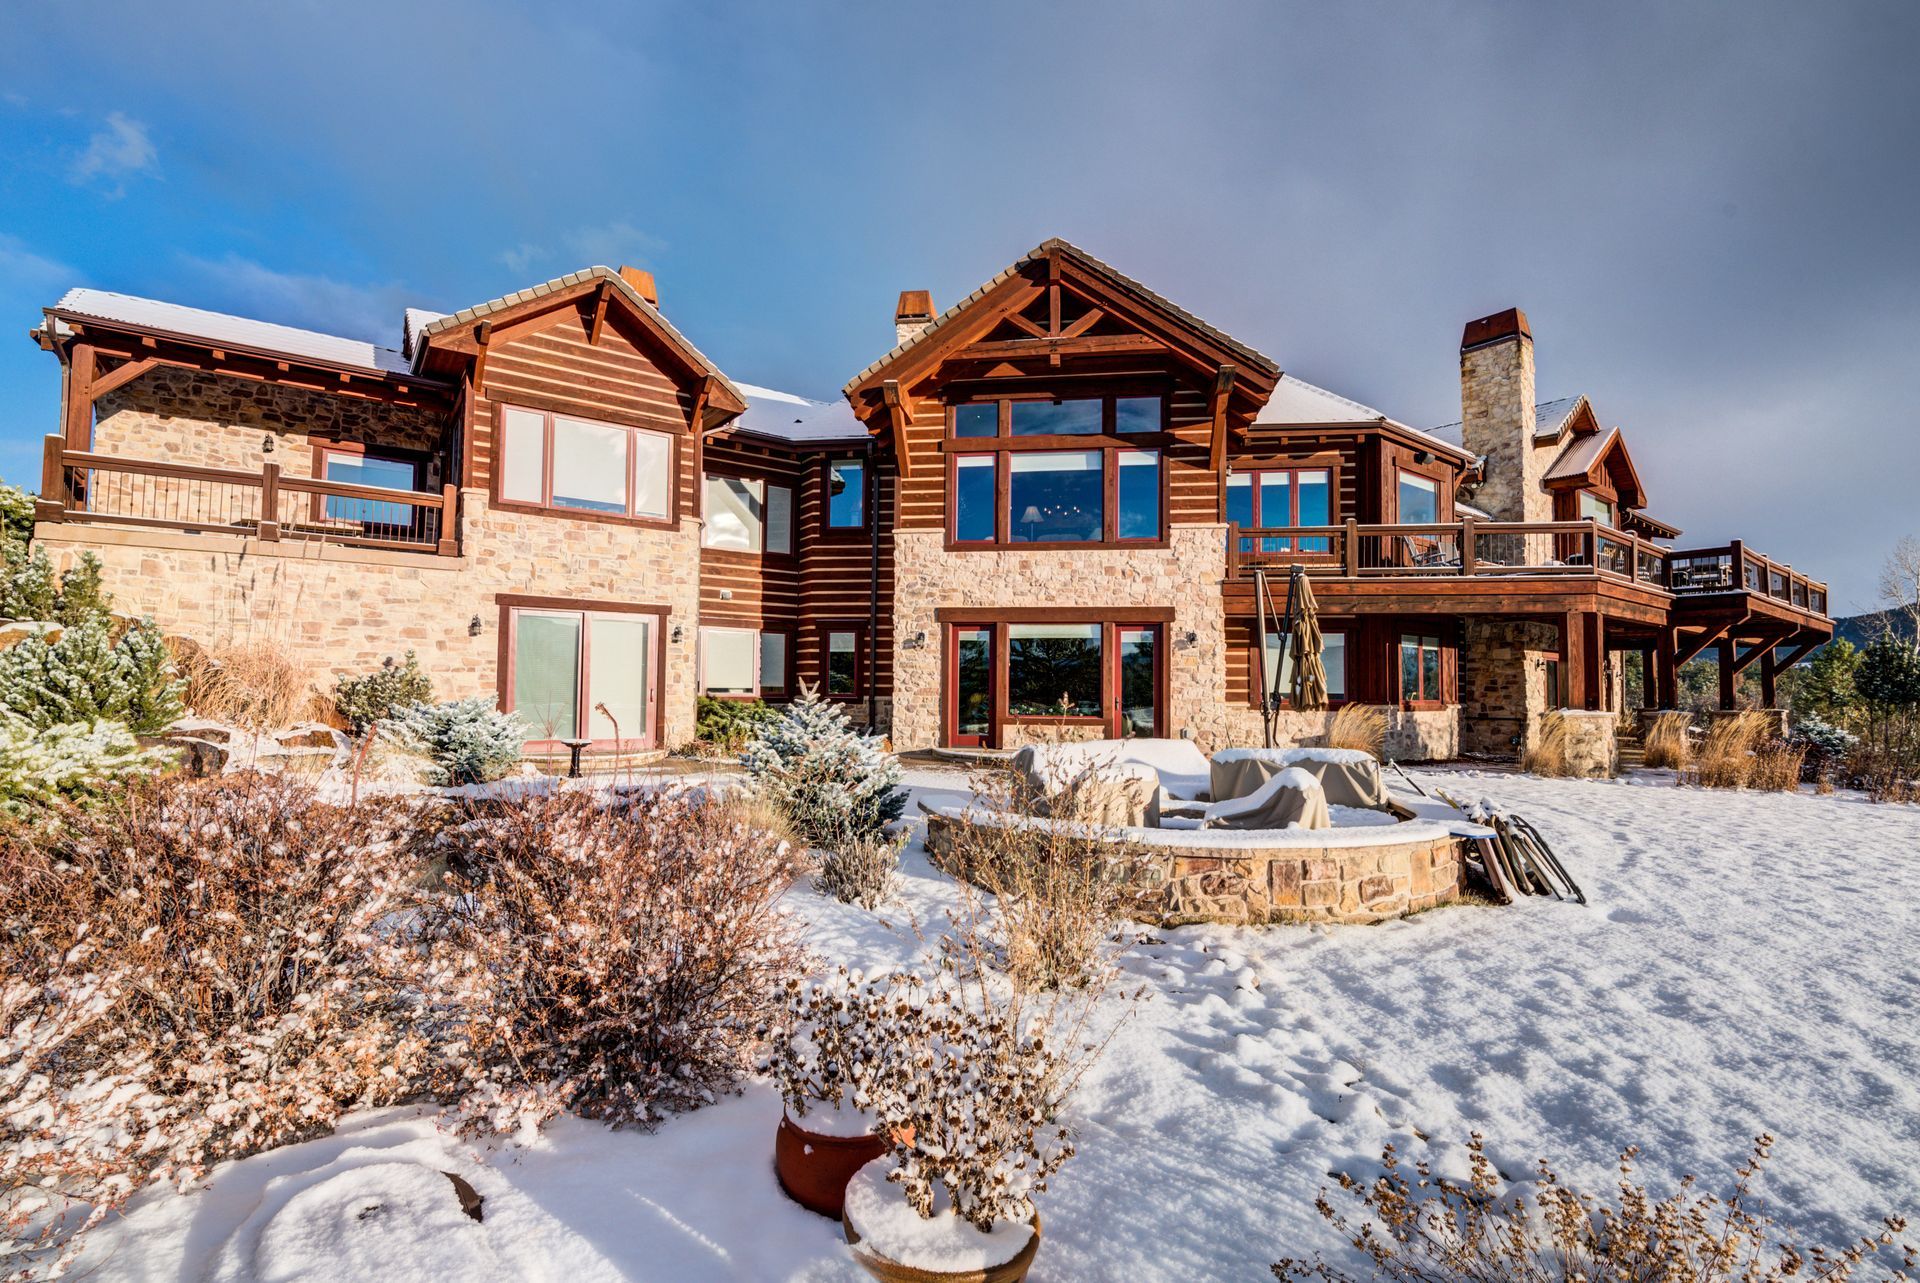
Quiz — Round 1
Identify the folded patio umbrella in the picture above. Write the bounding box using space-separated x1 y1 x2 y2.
1289 571 1329 711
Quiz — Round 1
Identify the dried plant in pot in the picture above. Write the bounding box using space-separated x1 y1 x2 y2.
840 957 1090 1283
762 968 911 1218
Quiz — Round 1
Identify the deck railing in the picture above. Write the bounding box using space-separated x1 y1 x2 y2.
1227 518 1828 616
36 435 459 556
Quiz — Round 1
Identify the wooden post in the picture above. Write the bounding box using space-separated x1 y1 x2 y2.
437 484 460 556
1226 523 1240 579
36 434 67 522
1583 518 1599 570
1582 614 1605 710
64 343 95 450
257 461 281 541
1717 637 1737 710
1655 629 1678 711
1460 515 1477 575
1759 652 1778 708
1729 538 1747 591
1561 612 1582 709
1344 518 1360 577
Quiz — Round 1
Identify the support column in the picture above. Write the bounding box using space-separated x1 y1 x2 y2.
1640 647 1657 710
1717 637 1737 710
1655 629 1677 711
1759 654 1778 708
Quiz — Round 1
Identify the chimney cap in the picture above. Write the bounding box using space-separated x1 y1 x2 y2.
618 266 658 307
895 289 935 322
1461 307 1530 351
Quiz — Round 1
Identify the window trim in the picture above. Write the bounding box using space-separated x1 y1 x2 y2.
943 442 1168 550
938 613 1169 745
698 625 762 697
820 622 867 700
1226 464 1338 555
490 401 681 529
700 469 796 560
1398 632 1448 709
821 454 873 536
1392 466 1445 525
758 626 794 700
495 593 670 751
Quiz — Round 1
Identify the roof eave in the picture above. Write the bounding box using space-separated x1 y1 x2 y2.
42 307 447 387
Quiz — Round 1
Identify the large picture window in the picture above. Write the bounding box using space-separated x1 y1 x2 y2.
1010 451 1103 543
1396 471 1440 524
949 447 1163 546
505 603 660 748
498 405 672 521
700 627 758 695
703 475 794 554
1257 630 1347 705
1227 467 1332 552
1007 623 1103 717
315 446 422 531
945 617 1164 744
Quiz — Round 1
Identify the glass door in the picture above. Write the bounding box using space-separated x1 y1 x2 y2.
509 608 658 750
586 615 653 748
1114 626 1161 739
949 625 994 747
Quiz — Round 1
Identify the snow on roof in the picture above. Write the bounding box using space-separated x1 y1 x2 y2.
1427 396 1590 447
1258 374 1470 459
49 288 413 376
401 307 447 360
1545 424 1618 481
730 381 869 444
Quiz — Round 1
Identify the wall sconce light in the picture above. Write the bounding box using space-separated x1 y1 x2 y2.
1176 629 1198 649
261 435 276 454
467 615 483 637
671 625 685 644
903 630 927 650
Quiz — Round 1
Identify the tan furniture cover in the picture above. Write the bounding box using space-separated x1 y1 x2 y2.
1209 749 1390 811
1009 745 1161 828
1202 768 1331 831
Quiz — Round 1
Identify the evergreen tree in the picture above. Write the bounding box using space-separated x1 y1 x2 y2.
381 698 526 785
742 682 904 847
1797 638 1861 725
0 616 184 734
0 717 173 817
0 481 34 550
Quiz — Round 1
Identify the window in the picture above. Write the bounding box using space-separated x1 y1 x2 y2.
1397 472 1440 524
1578 491 1613 526
1259 630 1347 704
1227 467 1332 552
1007 623 1102 717
701 627 758 695
498 405 672 521
1010 398 1102 436
704 476 762 551
702 475 792 554
1010 451 1103 543
318 448 420 529
507 605 658 746
954 403 998 437
954 455 996 542
759 632 788 695
951 393 1163 439
1400 633 1445 703
1115 396 1162 433
1118 449 1160 540
826 630 860 696
827 457 867 529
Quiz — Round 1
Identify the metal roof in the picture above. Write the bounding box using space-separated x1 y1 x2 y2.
49 288 413 376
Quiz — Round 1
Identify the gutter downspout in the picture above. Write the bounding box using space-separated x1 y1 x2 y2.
867 437 879 733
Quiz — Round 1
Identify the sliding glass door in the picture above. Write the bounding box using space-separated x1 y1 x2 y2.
943 619 1164 747
507 606 658 749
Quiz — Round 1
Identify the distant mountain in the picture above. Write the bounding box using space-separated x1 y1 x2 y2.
1830 605 1918 650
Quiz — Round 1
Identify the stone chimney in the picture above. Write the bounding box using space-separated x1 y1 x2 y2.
894 290 935 347
618 266 658 307
1458 307 1551 524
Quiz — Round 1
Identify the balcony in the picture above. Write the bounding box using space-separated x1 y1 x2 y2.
35 435 460 557
1225 518 1828 620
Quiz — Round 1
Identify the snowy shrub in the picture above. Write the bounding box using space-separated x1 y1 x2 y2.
0 717 176 817
334 651 433 736
0 481 33 548
742 683 904 848
0 615 184 734
816 832 904 909
0 775 427 1274
694 695 780 754
1273 1132 1913 1283
1643 709 1694 770
1793 713 1858 763
760 967 910 1125
0 547 107 627
417 788 803 1134
381 697 525 785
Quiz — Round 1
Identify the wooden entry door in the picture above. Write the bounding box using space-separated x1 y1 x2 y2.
947 624 995 747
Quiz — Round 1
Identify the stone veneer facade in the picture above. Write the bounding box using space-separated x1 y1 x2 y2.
1460 618 1561 757
36 488 704 749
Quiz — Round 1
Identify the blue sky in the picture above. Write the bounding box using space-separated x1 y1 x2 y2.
3 2 1916 609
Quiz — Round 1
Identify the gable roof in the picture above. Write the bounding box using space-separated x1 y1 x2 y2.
1544 424 1647 507
842 237 1280 399
47 288 414 376
731 382 867 444
416 266 746 408
1256 374 1472 460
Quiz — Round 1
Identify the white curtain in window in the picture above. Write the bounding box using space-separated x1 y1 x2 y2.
500 407 547 504
702 628 757 693
633 430 671 519
552 416 629 513
705 475 764 550
765 485 793 554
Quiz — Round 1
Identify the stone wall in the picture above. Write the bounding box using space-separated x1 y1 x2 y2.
35 488 703 748
1210 705 1461 763
1555 709 1619 778
1460 618 1561 757
92 367 449 484
927 813 1465 927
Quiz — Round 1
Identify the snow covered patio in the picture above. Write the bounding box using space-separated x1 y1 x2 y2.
69 768 1920 1282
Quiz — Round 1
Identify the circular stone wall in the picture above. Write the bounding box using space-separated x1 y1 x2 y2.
924 812 1466 927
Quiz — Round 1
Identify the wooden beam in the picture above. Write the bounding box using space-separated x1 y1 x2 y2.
881 379 915 481
1002 311 1046 338
64 342 95 449
1674 613 1747 666
588 280 611 346
1060 307 1105 340
88 355 159 399
472 320 493 391
1717 638 1737 710
1208 364 1238 473
954 333 1169 362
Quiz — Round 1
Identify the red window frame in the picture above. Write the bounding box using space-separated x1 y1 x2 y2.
494 403 678 527
498 598 668 752
1399 632 1447 707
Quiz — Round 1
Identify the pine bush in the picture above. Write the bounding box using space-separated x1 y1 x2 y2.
0 717 175 817
694 694 781 751
334 651 434 735
742 683 904 847
0 546 109 626
0 480 33 548
0 615 184 733
381 697 525 784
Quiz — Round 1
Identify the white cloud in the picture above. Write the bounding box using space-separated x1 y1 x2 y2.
499 242 547 274
69 112 159 194
496 221 667 277
175 253 414 344
0 233 78 292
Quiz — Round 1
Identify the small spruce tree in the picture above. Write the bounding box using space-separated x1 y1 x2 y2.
742 682 904 848
0 616 184 734
381 698 526 785
334 651 434 736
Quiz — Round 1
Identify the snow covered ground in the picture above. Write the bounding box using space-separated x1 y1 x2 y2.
70 767 1920 1281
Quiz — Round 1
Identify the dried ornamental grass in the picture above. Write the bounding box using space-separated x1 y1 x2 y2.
178 640 321 730
1687 710 1773 789
1747 740 1808 793
1326 703 1389 756
817 832 904 909
1643 710 1695 771
1521 710 1573 778
1274 1133 1913 1282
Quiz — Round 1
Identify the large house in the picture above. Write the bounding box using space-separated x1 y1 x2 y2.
26 240 1832 764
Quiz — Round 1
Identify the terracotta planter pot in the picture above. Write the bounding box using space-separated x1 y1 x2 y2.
843 1208 1042 1283
773 1111 889 1219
